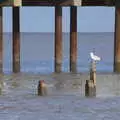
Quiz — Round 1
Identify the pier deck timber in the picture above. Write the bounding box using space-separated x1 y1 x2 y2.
0 0 120 73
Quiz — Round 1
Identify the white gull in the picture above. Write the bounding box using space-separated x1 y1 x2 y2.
90 52 101 61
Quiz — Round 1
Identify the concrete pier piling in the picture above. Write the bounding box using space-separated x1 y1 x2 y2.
12 7 20 73
55 6 62 73
70 6 77 73
0 7 3 73
114 7 120 72
85 61 96 97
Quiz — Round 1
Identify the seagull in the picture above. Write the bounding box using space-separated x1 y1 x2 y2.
90 52 101 61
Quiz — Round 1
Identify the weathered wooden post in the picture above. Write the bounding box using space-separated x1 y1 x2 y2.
12 7 20 73
85 61 96 97
38 80 47 96
0 80 2 95
114 6 120 72
0 7 3 73
70 6 77 73
55 6 62 73
90 61 96 86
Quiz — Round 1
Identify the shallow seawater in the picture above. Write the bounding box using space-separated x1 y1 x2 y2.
0 73 120 120
3 32 114 73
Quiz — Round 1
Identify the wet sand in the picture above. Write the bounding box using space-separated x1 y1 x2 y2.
1 72 120 97
0 73 120 120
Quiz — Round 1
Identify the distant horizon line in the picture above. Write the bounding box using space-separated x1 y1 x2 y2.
3 32 114 33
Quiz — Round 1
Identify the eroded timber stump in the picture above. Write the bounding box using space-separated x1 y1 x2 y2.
37 80 47 96
85 80 96 97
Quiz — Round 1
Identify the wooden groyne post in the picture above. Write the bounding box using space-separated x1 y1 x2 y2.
38 80 47 96
85 61 96 97
90 61 96 86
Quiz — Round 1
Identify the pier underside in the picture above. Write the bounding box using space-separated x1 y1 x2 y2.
22 0 114 6
0 0 116 7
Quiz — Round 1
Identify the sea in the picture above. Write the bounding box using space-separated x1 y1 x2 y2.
1 32 120 120
3 32 114 74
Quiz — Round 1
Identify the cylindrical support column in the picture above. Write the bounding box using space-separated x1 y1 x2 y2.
70 6 77 73
0 7 3 73
55 6 62 73
12 7 20 73
114 8 120 72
